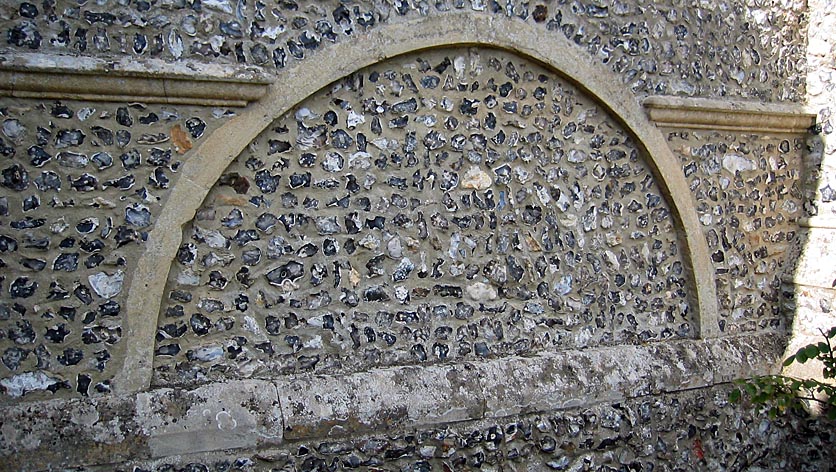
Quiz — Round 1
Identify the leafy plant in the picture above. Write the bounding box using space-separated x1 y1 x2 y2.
730 327 836 419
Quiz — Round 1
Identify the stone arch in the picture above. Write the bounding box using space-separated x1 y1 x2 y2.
115 12 718 394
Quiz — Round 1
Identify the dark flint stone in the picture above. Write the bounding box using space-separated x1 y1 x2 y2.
499 82 513 97
10 277 37 298
149 167 169 188
116 130 131 148
363 285 390 302
59 237 75 249
120 149 141 169
28 146 52 167
440 170 459 191
0 235 17 252
34 171 60 191
421 75 440 88
184 117 206 138
23 235 49 249
45 324 70 343
53 253 79 272
366 254 385 277
242 248 261 265
84 254 104 268
288 172 311 189
208 270 228 289
299 152 316 167
460 98 479 115
22 195 39 211
323 238 338 256
58 348 83 366
91 126 114 145
313 178 340 189
19 2 38 18
7 22 41 49
125 205 151 227
77 218 98 234
267 139 291 155
254 170 280 193
327 194 349 208
147 148 171 166
116 107 133 127
11 218 44 229
102 174 134 191
366 216 385 230
433 285 462 298
55 129 85 148
176 243 196 265
345 174 360 192
189 313 212 336
115 226 138 246
156 344 180 356
91 152 113 170
256 213 279 233
330 129 353 149
423 130 446 150
71 173 99 191
0 197 7 216
221 209 244 228
220 20 243 38
99 300 120 316
9 320 36 344
267 261 304 285
389 115 408 128
233 229 259 246
393 258 415 282
316 216 340 235
139 112 159 125
20 257 46 271
158 322 187 339
2 164 29 191
73 285 93 305
297 243 318 257
391 98 418 113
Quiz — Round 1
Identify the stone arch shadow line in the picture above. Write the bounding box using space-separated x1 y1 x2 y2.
115 11 720 394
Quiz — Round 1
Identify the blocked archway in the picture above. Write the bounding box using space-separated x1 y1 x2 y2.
116 12 717 394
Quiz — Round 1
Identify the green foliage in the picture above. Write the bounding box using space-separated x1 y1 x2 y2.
730 327 836 420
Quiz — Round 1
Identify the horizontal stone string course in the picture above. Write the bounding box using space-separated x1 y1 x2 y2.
643 96 816 134
0 334 782 470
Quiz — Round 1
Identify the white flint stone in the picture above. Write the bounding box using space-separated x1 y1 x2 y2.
466 282 497 301
89 271 125 299
0 371 61 397
461 166 492 190
722 154 757 174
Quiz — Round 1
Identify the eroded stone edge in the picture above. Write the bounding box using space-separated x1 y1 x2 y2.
0 334 784 470
117 10 724 396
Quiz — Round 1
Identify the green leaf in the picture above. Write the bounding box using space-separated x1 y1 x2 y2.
796 351 808 364
729 388 741 403
782 355 796 367
818 342 830 353
805 345 820 359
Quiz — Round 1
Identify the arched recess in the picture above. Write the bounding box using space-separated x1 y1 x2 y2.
115 11 719 394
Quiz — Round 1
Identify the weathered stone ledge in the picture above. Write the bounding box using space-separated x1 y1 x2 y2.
0 334 783 471
644 96 816 134
0 52 272 107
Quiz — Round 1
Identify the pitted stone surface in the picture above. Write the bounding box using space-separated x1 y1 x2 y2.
153 48 694 387
0 100 226 402
0 1 807 102
668 131 807 334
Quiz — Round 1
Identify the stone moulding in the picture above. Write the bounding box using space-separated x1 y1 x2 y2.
0 52 272 107
0 334 783 471
116 11 722 395
644 96 816 134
